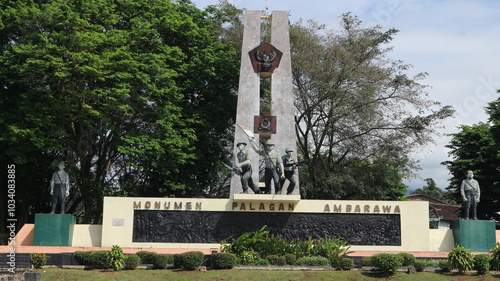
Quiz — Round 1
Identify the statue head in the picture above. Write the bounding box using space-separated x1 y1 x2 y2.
466 170 474 179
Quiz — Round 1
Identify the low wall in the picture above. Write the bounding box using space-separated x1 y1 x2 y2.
101 196 431 252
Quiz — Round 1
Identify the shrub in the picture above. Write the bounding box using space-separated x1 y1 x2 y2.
250 258 270 266
92 251 111 269
211 253 236 269
398 253 415 267
490 242 500 270
361 256 372 266
174 251 204 270
474 254 490 275
414 260 426 272
107 245 125 271
284 254 297 265
124 254 141 270
371 253 402 274
238 251 260 265
265 255 285 265
152 254 173 269
136 251 157 264
439 260 450 272
337 258 354 270
30 253 47 269
74 251 93 266
448 245 474 273
296 256 330 266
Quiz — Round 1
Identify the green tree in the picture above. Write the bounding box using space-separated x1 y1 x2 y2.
0 0 239 228
410 178 454 203
443 95 500 219
290 14 454 199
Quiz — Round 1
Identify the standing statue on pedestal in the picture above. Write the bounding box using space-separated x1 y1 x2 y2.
460 170 480 220
50 161 70 214
280 148 298 195
234 142 261 194
249 138 284 194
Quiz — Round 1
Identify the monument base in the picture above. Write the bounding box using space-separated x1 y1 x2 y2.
33 213 75 246
451 220 496 252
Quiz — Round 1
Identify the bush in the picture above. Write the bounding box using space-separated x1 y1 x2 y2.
414 260 426 272
361 256 372 266
136 251 157 264
74 251 93 266
337 258 354 270
265 255 285 266
296 256 330 266
284 254 297 265
237 251 260 265
124 254 141 270
439 260 450 272
490 242 500 270
30 253 47 269
174 251 204 270
448 245 474 273
211 253 236 269
152 254 173 269
474 254 490 274
74 251 110 269
398 253 416 267
107 245 124 271
371 253 402 274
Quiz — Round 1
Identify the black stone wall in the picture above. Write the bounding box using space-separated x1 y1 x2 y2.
133 210 401 246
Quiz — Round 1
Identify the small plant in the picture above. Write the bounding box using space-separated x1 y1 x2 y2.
439 260 450 272
397 253 415 267
174 251 204 270
211 252 236 269
337 258 354 270
124 254 141 270
371 253 402 274
136 251 157 264
473 254 490 274
414 260 426 272
107 245 125 271
489 242 500 270
448 245 474 273
152 254 173 269
238 251 260 265
30 253 47 269
284 254 297 265
296 256 330 266
361 256 372 266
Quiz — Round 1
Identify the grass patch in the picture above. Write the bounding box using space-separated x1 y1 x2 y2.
36 268 500 281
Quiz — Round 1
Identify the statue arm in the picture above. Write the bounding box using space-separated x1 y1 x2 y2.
460 180 467 201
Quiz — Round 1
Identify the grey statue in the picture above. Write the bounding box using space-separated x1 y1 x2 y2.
50 161 70 214
234 142 260 194
280 148 298 195
460 170 480 220
249 138 284 194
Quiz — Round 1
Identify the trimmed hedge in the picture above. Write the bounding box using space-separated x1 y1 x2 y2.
439 260 450 272
296 256 330 266
284 254 297 266
474 254 490 275
211 253 236 269
136 251 157 264
361 256 372 266
397 253 416 267
73 251 110 269
414 260 426 272
173 251 204 270
337 258 354 270
152 254 174 269
124 254 141 270
371 253 402 274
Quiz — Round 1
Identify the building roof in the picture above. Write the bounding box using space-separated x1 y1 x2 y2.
407 194 461 221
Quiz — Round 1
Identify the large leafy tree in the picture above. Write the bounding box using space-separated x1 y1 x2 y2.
443 95 500 219
290 14 454 199
0 0 238 230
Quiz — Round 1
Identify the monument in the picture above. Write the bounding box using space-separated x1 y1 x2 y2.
230 11 299 197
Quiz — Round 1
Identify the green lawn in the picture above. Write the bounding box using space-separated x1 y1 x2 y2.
35 268 500 281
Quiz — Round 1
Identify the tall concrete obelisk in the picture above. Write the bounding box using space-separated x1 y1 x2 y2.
230 11 298 198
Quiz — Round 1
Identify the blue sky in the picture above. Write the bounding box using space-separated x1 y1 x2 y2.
191 0 500 191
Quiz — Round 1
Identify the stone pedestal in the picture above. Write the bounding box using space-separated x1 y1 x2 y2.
33 213 75 246
451 220 495 252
